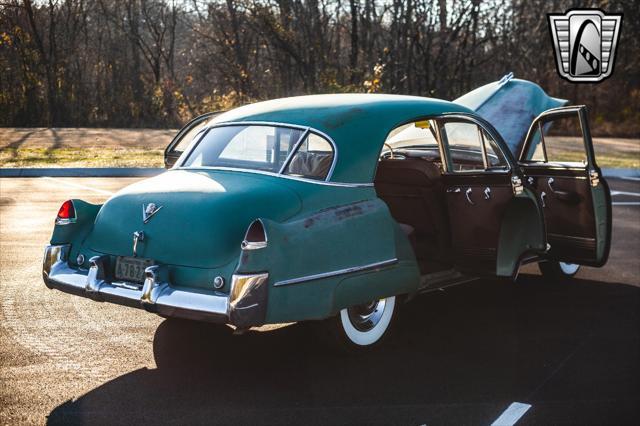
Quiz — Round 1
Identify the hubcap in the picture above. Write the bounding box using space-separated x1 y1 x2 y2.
347 299 386 332
559 262 580 275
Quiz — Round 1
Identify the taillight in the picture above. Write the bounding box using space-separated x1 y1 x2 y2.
56 200 76 225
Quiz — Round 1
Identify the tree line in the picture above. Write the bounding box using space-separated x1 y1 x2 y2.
0 0 638 136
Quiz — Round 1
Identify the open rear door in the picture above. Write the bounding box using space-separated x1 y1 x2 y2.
519 106 611 266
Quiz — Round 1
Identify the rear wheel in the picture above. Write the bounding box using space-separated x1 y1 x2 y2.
336 296 397 348
539 261 581 280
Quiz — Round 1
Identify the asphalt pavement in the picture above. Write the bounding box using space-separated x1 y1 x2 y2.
0 176 638 425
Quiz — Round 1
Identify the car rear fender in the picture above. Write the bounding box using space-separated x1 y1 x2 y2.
50 199 102 264
235 199 420 323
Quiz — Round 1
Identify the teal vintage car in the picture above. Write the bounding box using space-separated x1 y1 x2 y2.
43 75 611 347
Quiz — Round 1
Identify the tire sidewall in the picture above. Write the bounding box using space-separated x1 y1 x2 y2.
539 260 581 279
338 296 397 348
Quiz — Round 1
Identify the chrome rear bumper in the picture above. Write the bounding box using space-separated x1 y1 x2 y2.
43 245 268 327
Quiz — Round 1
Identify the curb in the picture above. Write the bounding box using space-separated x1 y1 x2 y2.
0 168 165 177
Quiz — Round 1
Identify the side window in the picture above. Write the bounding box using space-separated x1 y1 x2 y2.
524 112 587 165
284 133 334 180
442 121 485 172
482 129 508 169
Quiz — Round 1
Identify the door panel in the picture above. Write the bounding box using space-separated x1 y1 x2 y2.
438 117 516 275
519 106 611 266
445 175 514 273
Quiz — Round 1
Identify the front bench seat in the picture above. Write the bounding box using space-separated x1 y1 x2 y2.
374 158 451 272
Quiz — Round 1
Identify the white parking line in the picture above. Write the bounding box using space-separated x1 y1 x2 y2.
41 176 114 196
490 402 531 426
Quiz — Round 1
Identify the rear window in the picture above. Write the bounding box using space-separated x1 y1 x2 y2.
181 125 334 179
182 125 305 173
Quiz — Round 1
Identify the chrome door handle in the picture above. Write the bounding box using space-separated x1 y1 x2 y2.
446 187 461 193
541 191 547 208
548 177 555 192
465 188 475 205
484 187 491 200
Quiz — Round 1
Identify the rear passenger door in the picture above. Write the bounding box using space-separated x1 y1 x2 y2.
439 117 515 275
519 106 611 266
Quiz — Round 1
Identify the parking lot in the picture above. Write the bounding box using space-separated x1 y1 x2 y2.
0 176 638 425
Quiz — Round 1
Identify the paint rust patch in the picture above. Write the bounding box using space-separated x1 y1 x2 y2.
335 204 364 221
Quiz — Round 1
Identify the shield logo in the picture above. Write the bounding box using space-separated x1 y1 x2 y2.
548 9 622 82
142 203 163 223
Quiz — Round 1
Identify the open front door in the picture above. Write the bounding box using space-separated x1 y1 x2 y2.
519 106 611 266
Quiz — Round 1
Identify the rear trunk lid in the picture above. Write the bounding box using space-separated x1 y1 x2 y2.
86 169 301 268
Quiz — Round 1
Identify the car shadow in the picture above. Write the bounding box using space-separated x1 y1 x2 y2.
47 275 640 425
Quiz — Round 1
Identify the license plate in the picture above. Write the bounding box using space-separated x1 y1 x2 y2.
115 257 154 283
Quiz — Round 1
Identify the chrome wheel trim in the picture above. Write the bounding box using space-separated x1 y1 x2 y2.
347 299 387 332
559 262 580 275
340 296 395 346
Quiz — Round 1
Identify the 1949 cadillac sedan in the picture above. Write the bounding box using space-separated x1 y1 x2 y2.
43 75 611 348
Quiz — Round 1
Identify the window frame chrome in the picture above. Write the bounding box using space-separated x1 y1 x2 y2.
176 121 339 183
519 105 592 168
437 113 513 175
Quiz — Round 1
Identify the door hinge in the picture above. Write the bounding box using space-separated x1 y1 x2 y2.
589 169 600 187
511 175 524 195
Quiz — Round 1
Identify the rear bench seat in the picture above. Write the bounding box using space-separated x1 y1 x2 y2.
374 158 451 273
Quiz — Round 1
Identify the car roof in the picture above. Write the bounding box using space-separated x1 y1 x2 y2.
211 94 473 183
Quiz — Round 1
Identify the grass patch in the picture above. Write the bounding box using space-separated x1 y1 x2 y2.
546 149 639 169
0 147 164 168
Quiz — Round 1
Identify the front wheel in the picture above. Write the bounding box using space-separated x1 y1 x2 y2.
336 296 398 348
539 260 581 280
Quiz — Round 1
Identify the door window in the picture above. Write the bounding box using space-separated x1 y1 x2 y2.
523 112 587 166
441 121 508 172
482 129 509 170
442 121 485 172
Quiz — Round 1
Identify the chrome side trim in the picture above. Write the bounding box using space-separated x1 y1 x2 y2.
273 258 398 287
172 166 374 187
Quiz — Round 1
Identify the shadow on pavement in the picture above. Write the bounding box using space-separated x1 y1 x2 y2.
48 275 640 425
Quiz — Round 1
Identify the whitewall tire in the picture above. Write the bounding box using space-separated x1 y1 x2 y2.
539 260 581 279
338 296 397 347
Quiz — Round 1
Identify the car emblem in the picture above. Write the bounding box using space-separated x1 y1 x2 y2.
548 9 622 83
142 203 163 224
